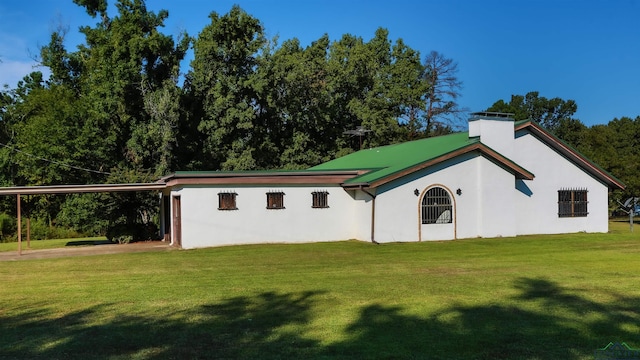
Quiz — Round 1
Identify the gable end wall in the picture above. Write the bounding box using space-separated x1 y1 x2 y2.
511 131 609 234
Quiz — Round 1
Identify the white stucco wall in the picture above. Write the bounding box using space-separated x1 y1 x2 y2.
510 131 610 234
471 116 610 235
475 156 518 238
371 117 611 243
374 153 480 242
372 152 523 243
349 189 375 242
170 184 362 249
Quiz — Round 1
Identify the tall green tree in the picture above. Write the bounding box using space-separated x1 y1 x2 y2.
12 84 92 187
585 117 640 200
186 5 266 171
70 0 187 177
327 29 426 150
388 39 429 140
25 0 188 232
256 35 334 169
486 91 577 132
8 78 90 222
131 78 183 177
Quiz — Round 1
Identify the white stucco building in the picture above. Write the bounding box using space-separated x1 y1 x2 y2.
159 112 624 249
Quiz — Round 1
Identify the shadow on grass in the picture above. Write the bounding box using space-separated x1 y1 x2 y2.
1 279 639 359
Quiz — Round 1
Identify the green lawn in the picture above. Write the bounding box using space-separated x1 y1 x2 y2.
1 222 640 359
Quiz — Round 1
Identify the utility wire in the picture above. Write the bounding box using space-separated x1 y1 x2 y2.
0 142 112 175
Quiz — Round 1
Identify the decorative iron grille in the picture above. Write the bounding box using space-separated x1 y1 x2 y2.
267 192 285 209
312 191 329 208
218 192 237 210
558 188 588 217
421 187 452 224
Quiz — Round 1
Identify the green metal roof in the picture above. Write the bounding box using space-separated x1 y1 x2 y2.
310 132 481 185
159 119 622 190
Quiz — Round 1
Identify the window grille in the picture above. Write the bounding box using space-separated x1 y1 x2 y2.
312 191 329 208
421 187 452 224
558 188 588 217
218 192 237 210
267 192 285 209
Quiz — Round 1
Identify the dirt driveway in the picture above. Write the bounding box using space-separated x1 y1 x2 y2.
0 241 174 261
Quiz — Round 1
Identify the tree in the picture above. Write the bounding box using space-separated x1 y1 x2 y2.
486 91 577 132
71 0 187 175
186 5 266 171
73 0 187 230
12 84 91 186
586 117 640 200
257 35 335 169
348 29 425 148
326 29 427 150
389 39 429 140
554 118 588 149
11 0 188 235
422 51 467 135
131 78 183 177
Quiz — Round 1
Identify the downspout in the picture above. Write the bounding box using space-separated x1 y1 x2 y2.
360 186 378 244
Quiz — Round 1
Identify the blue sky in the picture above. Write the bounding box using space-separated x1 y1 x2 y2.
1 0 639 127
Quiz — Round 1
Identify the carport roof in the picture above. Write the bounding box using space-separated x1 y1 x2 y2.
0 182 166 195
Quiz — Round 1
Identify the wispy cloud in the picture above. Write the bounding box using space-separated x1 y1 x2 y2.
0 59 45 88
0 29 39 60
0 27 49 88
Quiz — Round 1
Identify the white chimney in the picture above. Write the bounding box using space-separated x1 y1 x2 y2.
468 112 515 156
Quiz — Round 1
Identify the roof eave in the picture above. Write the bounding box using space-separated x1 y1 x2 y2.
161 170 362 186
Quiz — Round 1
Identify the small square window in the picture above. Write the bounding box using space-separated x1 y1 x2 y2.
558 189 588 217
218 192 237 210
312 191 329 208
267 192 285 209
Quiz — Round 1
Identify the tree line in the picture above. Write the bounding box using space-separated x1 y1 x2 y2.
0 0 636 240
0 0 464 240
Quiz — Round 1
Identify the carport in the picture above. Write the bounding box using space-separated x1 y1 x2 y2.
0 183 167 255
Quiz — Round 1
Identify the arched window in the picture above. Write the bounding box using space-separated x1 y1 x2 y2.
421 187 452 224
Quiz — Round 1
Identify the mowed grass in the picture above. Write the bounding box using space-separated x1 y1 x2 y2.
1 222 640 359
0 237 109 252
